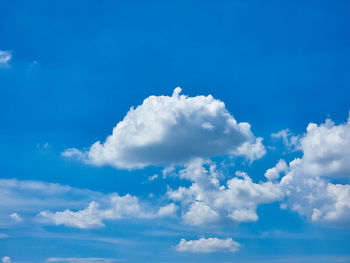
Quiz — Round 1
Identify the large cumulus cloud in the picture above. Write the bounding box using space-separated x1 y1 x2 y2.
63 88 265 169
270 113 350 227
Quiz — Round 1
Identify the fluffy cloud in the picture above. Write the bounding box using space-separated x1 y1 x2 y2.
0 178 103 226
39 194 177 229
264 159 288 181
297 116 350 178
274 113 350 227
63 88 265 169
167 158 283 226
279 158 350 227
0 50 11 67
0 178 176 229
175 237 240 253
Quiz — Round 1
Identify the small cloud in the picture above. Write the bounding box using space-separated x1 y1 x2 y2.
0 50 12 67
175 237 240 253
10 213 22 223
37 142 49 149
148 174 158 181
2 256 12 263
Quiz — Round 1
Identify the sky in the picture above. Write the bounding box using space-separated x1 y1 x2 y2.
1 0 350 262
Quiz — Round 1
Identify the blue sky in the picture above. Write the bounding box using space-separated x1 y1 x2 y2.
1 1 350 262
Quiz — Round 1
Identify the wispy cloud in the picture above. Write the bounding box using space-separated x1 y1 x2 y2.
0 50 12 67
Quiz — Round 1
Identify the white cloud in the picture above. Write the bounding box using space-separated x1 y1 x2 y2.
168 158 283 226
297 116 350 178
280 159 350 227
148 174 158 181
275 113 350 227
63 88 265 169
39 194 177 229
0 178 176 229
175 237 240 253
46 258 122 263
0 50 11 67
9 213 22 223
2 257 12 263
0 178 102 227
264 159 288 181
271 129 300 151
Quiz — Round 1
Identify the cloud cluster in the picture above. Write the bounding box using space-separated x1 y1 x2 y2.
0 178 103 227
0 178 176 229
176 237 240 253
63 88 265 169
275 114 350 227
167 159 283 226
39 195 177 229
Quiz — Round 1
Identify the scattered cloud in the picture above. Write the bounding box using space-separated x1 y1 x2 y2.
175 237 240 253
39 194 177 229
167 158 283 226
273 113 350 227
0 178 175 229
0 178 102 227
63 88 265 169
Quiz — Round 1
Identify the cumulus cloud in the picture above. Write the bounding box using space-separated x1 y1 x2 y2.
0 178 175 229
274 113 350 227
63 88 265 169
175 237 240 253
2 257 12 263
39 194 177 229
0 178 103 227
297 116 350 178
0 50 11 67
167 158 283 226
264 159 288 181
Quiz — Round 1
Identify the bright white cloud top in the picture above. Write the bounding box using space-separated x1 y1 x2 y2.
176 237 240 253
168 159 283 225
63 88 265 169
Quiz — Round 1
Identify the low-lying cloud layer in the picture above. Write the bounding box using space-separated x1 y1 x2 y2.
63 88 265 169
